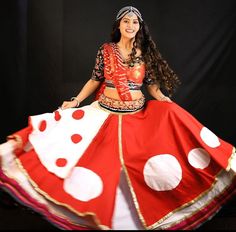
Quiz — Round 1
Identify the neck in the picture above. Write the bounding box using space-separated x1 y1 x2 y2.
117 38 135 50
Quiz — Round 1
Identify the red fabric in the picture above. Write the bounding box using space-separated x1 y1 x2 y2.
126 63 145 84
18 115 121 228
10 125 33 147
2 100 235 229
103 43 133 101
122 101 234 226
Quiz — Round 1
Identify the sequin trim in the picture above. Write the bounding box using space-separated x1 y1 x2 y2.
98 94 145 113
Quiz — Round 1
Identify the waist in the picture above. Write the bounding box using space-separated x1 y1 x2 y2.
103 88 143 100
104 79 143 90
98 94 145 113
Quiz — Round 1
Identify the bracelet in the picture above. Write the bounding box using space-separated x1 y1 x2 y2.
71 97 80 107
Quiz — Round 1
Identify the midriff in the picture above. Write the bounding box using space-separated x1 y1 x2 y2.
103 87 143 100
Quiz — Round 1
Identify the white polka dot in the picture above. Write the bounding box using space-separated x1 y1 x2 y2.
143 154 182 191
188 148 211 169
64 167 103 202
200 127 220 148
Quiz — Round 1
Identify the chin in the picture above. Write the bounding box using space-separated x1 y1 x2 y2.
124 34 136 40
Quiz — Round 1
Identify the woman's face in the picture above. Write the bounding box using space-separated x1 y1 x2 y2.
119 13 140 40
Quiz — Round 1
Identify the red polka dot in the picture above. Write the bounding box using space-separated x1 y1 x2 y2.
71 134 82 143
54 110 61 121
56 158 67 167
72 110 84 120
39 120 47 131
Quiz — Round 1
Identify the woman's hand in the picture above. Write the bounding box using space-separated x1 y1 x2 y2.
146 84 172 102
156 95 172 102
59 79 101 110
60 99 79 110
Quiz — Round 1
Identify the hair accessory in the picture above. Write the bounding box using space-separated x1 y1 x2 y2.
116 6 143 22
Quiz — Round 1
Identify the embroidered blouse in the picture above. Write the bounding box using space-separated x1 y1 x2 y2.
91 43 155 89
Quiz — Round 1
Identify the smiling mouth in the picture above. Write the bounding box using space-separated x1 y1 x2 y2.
125 29 135 33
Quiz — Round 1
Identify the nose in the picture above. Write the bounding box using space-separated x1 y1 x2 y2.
127 21 133 28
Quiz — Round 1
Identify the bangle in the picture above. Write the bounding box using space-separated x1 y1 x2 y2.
70 97 80 107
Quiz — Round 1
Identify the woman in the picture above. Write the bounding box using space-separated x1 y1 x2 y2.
0 6 235 230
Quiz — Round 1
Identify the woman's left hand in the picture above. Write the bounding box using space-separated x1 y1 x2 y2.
156 95 172 102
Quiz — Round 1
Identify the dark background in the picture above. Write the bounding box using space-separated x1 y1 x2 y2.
0 0 235 230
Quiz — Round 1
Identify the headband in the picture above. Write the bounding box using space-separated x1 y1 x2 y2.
116 6 143 22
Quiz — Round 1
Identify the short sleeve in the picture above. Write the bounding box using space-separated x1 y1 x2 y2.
91 45 105 82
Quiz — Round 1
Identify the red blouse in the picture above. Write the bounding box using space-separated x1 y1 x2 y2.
91 43 153 101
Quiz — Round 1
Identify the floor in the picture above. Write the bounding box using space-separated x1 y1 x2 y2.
0 189 235 230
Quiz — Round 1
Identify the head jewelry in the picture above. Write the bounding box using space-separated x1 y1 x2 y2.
116 6 143 22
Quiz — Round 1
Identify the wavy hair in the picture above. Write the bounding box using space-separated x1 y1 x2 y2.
110 19 181 96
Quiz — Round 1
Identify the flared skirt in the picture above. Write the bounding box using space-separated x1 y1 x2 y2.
0 100 235 230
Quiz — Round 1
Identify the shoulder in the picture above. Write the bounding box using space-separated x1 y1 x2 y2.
94 43 106 55
96 42 109 53
96 43 116 56
94 42 115 59
100 42 116 49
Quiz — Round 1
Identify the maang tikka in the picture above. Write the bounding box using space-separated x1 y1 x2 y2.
116 6 143 22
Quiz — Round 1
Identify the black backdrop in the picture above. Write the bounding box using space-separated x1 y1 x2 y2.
0 0 236 229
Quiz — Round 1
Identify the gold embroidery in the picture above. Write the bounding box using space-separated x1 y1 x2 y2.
98 94 145 112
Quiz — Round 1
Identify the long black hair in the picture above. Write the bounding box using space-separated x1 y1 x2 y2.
110 18 181 96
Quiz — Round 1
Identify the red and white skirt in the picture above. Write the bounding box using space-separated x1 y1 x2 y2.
0 100 235 230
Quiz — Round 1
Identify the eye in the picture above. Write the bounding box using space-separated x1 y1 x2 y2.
133 21 139 24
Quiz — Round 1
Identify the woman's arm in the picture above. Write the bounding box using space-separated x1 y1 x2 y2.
61 79 101 109
146 84 172 102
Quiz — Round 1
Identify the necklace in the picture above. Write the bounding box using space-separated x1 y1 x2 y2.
116 43 143 67
116 43 132 61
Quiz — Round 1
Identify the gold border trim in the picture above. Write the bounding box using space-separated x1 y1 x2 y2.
118 114 147 228
98 102 143 115
10 157 110 230
149 169 235 229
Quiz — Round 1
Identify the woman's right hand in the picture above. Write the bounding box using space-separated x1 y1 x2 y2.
60 99 79 110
